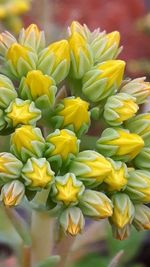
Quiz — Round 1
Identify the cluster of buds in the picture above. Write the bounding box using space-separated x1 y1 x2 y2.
0 21 150 240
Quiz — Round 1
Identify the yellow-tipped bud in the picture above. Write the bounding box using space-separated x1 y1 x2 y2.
82 60 125 102
21 157 54 189
54 97 90 136
69 32 93 79
97 128 144 162
0 180 25 207
104 159 128 191
110 193 135 228
38 40 70 84
53 173 84 206
60 207 85 236
46 129 79 161
6 98 41 127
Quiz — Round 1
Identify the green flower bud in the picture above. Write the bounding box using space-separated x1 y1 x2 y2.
45 129 79 169
52 97 90 137
96 128 144 162
133 204 150 231
120 77 150 104
104 159 128 192
69 32 93 79
91 31 121 64
6 43 38 78
0 180 25 207
82 60 125 103
112 224 131 240
125 113 150 146
59 207 85 236
38 40 70 84
19 70 57 108
110 193 135 228
79 189 113 219
0 31 17 57
104 93 138 126
134 147 150 171
5 98 41 127
10 125 45 162
69 150 112 187
18 24 46 52
0 74 17 109
0 152 23 183
52 173 84 206
126 169 150 203
21 157 54 189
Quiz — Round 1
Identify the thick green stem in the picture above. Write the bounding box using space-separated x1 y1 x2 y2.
31 210 54 266
56 233 75 267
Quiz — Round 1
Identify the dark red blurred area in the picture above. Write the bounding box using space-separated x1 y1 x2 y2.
54 0 150 63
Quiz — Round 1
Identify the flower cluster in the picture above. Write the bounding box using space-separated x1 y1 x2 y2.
0 22 150 240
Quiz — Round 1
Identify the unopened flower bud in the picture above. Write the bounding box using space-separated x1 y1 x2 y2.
19 70 57 108
6 43 37 78
110 193 135 228
133 204 150 231
10 125 45 162
82 60 125 102
38 40 70 84
21 157 54 189
69 150 112 187
0 74 17 109
104 159 128 192
19 24 45 52
52 97 90 137
126 169 150 203
69 32 93 79
79 189 113 219
125 113 150 146
134 147 150 171
0 31 17 57
120 77 150 104
60 207 85 236
96 128 144 162
52 173 84 206
0 180 25 206
45 129 79 168
0 152 23 183
5 98 41 127
104 93 138 126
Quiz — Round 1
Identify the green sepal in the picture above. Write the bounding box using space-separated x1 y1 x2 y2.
134 147 150 171
0 74 17 109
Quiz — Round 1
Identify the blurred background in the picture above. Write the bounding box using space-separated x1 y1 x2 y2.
0 0 150 266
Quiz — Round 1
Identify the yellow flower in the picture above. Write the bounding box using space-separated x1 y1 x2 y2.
70 150 112 185
10 125 45 162
98 60 125 88
110 193 135 228
54 173 84 205
7 43 30 66
46 129 78 160
69 32 93 78
114 100 138 123
58 97 90 132
6 99 41 127
24 70 55 102
47 40 70 68
22 158 54 188
0 152 23 180
107 129 144 159
104 160 128 191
